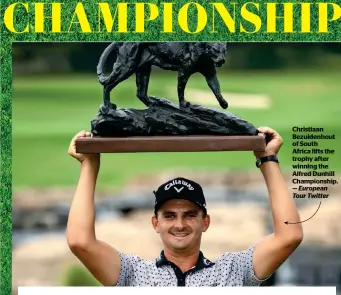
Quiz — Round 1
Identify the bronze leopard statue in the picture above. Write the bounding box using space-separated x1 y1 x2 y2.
97 42 228 109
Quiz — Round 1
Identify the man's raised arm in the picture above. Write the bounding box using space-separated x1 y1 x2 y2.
66 131 122 286
252 127 303 280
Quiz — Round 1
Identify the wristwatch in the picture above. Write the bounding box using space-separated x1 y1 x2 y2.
256 155 279 168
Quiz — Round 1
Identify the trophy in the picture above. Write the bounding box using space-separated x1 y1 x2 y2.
75 42 266 153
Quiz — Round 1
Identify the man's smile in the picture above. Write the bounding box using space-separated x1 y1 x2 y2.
171 233 190 238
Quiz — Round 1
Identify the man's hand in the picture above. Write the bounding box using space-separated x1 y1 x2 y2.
68 130 100 163
254 126 283 158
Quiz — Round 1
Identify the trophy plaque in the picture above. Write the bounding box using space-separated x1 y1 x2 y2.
75 42 266 153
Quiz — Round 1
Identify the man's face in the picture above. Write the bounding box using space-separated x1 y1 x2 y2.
152 199 210 253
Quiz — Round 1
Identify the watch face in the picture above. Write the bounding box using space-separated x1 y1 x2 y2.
256 159 261 167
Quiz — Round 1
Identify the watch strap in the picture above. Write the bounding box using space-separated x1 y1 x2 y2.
256 155 279 168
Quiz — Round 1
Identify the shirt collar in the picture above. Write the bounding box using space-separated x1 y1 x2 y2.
155 250 215 271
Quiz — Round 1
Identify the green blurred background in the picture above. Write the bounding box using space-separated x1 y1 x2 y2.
12 43 341 191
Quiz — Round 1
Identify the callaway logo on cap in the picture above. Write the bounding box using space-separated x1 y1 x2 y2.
153 177 207 215
164 178 195 192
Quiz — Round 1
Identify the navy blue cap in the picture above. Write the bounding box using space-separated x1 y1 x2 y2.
153 177 207 215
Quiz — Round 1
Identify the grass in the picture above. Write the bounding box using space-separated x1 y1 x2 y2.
12 70 341 190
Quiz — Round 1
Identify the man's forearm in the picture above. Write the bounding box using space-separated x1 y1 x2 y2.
67 158 100 245
260 161 303 241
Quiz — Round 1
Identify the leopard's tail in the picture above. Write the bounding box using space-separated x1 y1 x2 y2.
96 42 121 85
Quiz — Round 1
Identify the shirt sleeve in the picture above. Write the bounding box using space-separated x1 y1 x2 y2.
234 243 271 286
114 252 136 286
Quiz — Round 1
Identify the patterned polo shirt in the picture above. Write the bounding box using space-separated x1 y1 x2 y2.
115 243 268 286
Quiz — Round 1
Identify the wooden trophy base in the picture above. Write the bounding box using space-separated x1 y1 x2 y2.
75 135 266 153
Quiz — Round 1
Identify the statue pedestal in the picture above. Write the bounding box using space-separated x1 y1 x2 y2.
75 135 266 153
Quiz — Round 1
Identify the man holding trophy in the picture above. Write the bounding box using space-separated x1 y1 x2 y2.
66 126 303 287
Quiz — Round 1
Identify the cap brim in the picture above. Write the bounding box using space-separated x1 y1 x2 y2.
154 197 207 215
